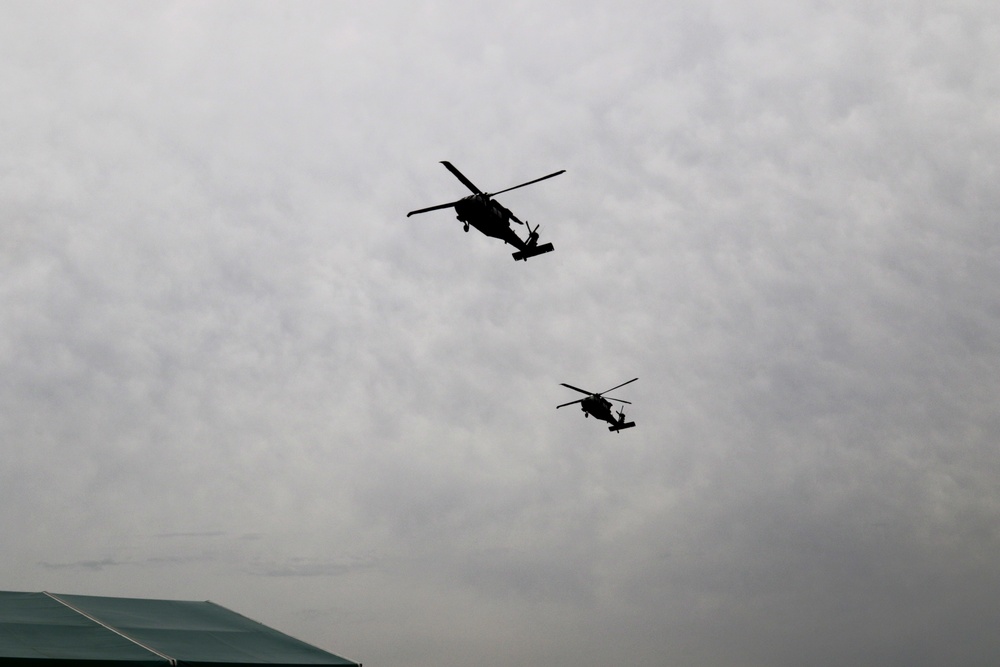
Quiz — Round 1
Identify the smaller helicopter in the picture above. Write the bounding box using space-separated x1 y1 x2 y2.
407 161 563 261
557 377 638 432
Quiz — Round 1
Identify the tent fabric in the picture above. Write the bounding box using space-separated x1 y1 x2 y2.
0 592 358 667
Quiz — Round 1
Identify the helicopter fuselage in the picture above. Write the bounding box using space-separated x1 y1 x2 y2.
454 195 524 247
453 195 554 260
579 395 619 424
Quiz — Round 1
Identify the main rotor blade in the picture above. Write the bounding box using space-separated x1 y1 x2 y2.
556 398 585 409
440 161 483 195
604 396 632 405
599 377 638 395
407 201 461 217
560 383 594 396
488 169 566 197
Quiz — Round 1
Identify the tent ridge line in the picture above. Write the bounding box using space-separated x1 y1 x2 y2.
42 591 178 666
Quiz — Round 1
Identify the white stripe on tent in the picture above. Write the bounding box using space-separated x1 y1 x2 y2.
42 591 177 666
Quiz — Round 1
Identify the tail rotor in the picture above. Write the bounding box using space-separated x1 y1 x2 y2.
525 220 541 247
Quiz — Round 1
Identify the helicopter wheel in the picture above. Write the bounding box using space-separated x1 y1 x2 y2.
463 224 469 232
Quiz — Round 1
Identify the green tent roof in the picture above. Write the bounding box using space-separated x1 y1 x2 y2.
0 592 359 666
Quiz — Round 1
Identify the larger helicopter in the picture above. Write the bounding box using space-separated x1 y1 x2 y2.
557 378 638 432
407 161 564 261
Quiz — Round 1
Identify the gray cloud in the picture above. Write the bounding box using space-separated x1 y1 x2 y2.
3 2 1000 666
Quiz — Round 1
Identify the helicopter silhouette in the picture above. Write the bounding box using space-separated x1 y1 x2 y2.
407 161 564 261
557 377 638 432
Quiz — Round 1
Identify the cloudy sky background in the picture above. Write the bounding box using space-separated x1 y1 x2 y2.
3 2 999 665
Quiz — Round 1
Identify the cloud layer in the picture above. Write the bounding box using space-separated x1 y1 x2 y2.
3 2 1000 666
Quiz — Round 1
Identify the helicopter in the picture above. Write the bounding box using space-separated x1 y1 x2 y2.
407 161 564 261
557 377 638 432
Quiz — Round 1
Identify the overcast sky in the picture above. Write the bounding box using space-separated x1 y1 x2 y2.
3 2 1000 666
